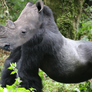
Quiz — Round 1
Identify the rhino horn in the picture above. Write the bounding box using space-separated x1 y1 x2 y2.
6 20 15 29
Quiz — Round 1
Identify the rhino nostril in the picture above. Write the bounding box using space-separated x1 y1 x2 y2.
4 45 10 50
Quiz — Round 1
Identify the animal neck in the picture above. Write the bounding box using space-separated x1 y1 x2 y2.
23 28 44 47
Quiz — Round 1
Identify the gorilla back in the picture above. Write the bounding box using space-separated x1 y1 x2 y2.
0 0 92 92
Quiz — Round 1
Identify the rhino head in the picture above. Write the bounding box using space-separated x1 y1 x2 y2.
0 1 43 51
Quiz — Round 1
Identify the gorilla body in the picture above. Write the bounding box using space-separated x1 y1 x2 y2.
1 1 92 92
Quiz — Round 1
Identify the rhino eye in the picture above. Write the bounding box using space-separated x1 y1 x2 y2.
21 29 26 34
22 31 26 34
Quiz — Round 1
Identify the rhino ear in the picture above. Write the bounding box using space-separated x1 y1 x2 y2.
36 1 43 12
6 20 15 29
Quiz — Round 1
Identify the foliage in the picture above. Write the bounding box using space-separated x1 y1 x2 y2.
78 81 92 92
0 0 38 23
56 0 84 39
77 4 92 40
80 5 92 22
0 0 10 25
6 0 38 21
77 20 92 40
57 15 76 39
0 63 36 92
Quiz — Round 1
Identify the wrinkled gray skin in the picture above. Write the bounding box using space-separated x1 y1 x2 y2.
1 0 92 85
0 2 43 50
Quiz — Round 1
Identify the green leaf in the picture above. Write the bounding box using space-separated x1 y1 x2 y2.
8 66 13 70
30 87 36 92
11 63 15 67
0 87 4 92
11 71 16 75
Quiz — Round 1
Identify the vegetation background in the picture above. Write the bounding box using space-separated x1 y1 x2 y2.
0 0 92 92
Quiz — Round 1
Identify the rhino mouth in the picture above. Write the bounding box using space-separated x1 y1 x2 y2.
4 44 10 51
